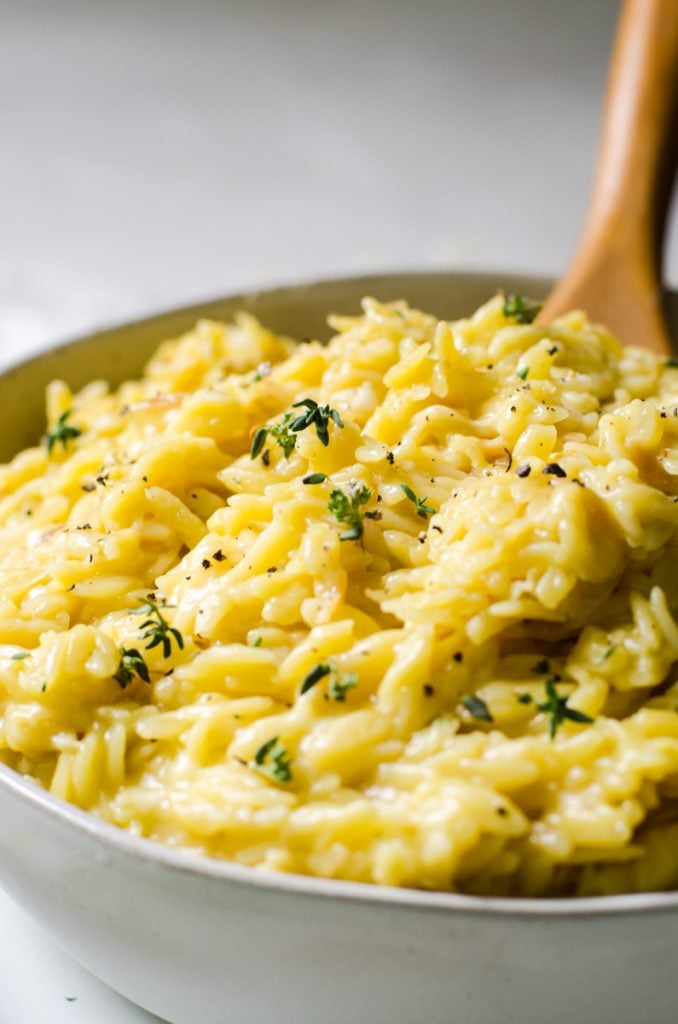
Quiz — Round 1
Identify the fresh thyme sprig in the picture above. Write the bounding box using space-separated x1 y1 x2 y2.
328 482 372 540
114 647 150 689
399 484 436 519
46 410 82 456
131 596 184 658
289 399 343 446
250 399 343 460
251 411 297 460
252 736 293 783
502 293 542 324
518 677 593 739
299 661 358 701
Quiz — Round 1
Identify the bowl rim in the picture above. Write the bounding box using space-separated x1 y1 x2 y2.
4 760 678 919
2 268 678 921
0 267 559 378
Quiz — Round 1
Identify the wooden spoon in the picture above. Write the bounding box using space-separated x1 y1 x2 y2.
538 0 678 355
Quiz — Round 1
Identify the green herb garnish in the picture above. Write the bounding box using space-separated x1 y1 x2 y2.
114 647 150 689
399 484 436 519
131 596 184 658
302 472 328 485
268 412 300 457
11 651 30 661
251 399 343 461
461 694 493 722
300 661 357 701
516 366 529 380
300 662 332 694
251 634 263 648
328 483 372 540
289 398 343 446
252 736 293 783
46 410 82 456
503 294 542 325
328 670 358 702
250 426 269 459
250 411 298 460
520 677 594 739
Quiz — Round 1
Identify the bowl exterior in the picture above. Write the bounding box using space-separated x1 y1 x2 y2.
1 271 678 1023
2 766 678 1024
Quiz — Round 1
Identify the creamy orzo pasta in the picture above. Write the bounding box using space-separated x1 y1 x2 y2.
1 293 678 897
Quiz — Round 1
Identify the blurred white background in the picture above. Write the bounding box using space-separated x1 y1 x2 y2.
2 0 676 365
1 0 677 1021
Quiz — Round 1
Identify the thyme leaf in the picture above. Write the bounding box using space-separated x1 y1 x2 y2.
300 662 331 694
328 670 358 702
250 412 298 460
250 427 268 459
328 483 372 540
252 736 293 783
400 483 436 519
251 399 343 461
114 647 150 689
290 398 343 446
300 661 357 701
267 411 298 458
131 596 184 658
520 677 594 739
503 294 542 325
46 410 82 456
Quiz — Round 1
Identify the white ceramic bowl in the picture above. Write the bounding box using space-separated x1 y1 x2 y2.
1 272 678 1024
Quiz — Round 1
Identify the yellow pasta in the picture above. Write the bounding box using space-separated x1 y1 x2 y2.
1 294 678 896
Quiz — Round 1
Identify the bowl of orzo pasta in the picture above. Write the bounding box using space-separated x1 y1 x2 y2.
1 271 678 1024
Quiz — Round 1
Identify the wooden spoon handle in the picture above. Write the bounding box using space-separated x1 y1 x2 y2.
539 0 678 353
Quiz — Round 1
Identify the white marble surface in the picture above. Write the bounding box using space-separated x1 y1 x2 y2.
1 0 677 1021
